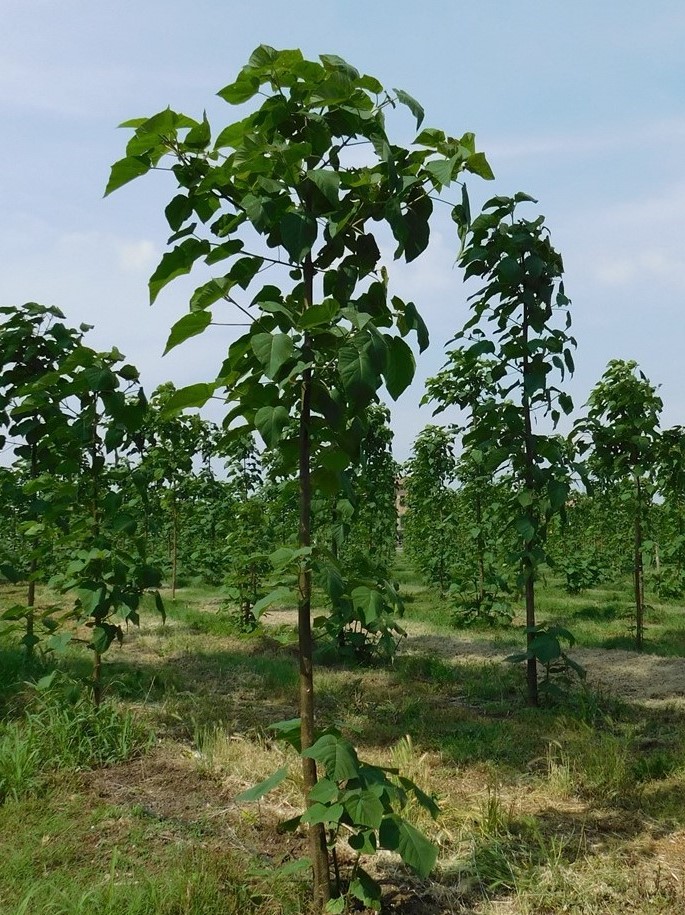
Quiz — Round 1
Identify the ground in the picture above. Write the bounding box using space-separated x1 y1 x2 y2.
2 572 685 913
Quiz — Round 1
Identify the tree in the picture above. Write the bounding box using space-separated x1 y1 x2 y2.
576 359 662 649
0 304 89 659
403 425 457 595
107 45 492 906
655 425 685 597
425 349 513 623
450 194 577 706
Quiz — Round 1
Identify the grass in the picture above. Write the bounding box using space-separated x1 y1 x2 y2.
2 566 685 913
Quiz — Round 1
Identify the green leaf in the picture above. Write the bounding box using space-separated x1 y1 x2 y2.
380 817 437 878
270 718 302 752
324 898 345 914
384 336 415 400
189 278 234 311
425 156 458 188
280 212 317 262
393 88 425 129
343 789 385 829
302 734 360 781
351 585 384 625
466 151 495 180
349 868 382 911
217 76 260 105
252 586 292 618
163 311 212 355
307 169 340 205
338 343 378 397
300 802 344 825
251 333 294 380
159 383 216 414
530 634 561 664
308 778 339 804
236 767 288 802
255 405 290 448
184 111 211 149
149 239 210 304
104 155 151 196
299 299 340 329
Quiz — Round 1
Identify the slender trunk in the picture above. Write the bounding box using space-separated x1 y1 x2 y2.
475 489 485 603
521 298 538 707
91 401 103 706
171 487 178 601
24 443 39 662
299 257 331 910
634 474 645 651
93 651 103 707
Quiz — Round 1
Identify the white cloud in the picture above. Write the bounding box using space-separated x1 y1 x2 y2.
117 240 158 273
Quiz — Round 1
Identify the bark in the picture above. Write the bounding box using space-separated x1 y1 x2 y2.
521 297 539 707
634 474 645 651
298 257 331 909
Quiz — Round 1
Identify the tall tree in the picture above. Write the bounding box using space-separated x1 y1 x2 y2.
107 45 491 906
451 194 576 706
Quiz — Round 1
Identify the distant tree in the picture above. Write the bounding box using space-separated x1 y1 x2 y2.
576 359 662 649
450 193 577 706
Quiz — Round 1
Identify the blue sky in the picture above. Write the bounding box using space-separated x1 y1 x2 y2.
2 1 684 458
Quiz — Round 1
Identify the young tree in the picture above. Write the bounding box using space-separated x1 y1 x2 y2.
107 45 492 906
655 425 685 597
425 349 512 622
403 425 457 595
450 194 577 706
0 304 88 659
576 359 662 649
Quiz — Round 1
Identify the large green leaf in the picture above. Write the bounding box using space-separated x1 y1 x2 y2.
251 333 294 380
236 766 288 802
343 789 385 829
351 585 384 624
161 383 216 414
384 336 415 400
254 405 290 447
338 343 379 397
300 802 344 825
349 868 382 911
301 734 360 782
163 311 212 355
149 239 210 304
280 212 317 262
306 169 340 205
104 155 151 196
379 816 437 878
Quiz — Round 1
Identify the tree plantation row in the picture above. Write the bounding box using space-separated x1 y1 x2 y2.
1 46 684 913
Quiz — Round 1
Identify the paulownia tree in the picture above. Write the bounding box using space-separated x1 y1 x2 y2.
0 304 90 659
450 194 577 706
576 359 662 650
107 45 492 908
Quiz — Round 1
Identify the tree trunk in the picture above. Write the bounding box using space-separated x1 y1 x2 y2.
171 489 178 601
634 474 645 651
299 260 331 909
25 443 38 663
521 298 539 707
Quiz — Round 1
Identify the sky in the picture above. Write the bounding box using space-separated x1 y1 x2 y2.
2 1 684 459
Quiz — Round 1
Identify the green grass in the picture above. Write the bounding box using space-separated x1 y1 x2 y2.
0 793 303 915
3 564 685 913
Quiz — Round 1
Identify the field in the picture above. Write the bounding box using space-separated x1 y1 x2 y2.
2 559 685 915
